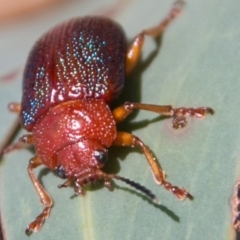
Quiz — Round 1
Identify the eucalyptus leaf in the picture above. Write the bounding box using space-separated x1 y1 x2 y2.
0 0 239 239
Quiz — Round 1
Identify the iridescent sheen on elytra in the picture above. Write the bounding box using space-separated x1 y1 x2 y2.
20 17 126 130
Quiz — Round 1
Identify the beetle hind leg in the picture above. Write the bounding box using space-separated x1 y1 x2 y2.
113 131 193 200
126 0 185 74
25 156 53 235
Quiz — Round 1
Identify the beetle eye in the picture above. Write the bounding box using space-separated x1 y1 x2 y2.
94 149 108 164
57 165 67 179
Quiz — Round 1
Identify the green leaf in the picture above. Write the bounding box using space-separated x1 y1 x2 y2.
0 0 239 239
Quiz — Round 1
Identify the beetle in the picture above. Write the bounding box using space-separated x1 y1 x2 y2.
2 0 214 235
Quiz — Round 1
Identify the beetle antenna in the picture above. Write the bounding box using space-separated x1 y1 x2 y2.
114 175 159 204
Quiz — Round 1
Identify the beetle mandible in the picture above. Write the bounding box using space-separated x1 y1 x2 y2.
2 0 214 235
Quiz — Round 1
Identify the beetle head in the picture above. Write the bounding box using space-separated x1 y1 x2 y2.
56 139 108 179
56 139 158 203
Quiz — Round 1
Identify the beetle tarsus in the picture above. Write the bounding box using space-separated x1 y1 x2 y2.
103 179 112 190
25 207 51 235
58 179 72 188
8 102 21 113
172 107 214 129
172 116 187 129
162 181 193 200
74 183 84 196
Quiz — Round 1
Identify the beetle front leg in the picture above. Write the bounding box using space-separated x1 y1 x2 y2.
112 131 193 200
112 102 214 128
126 0 185 74
25 156 53 235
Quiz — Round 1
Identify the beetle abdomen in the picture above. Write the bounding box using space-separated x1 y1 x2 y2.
21 17 126 131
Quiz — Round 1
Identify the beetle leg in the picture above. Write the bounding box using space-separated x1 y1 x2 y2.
8 102 21 113
25 156 53 235
112 102 172 123
112 102 214 128
126 0 185 74
112 131 193 200
1 134 33 156
171 106 214 128
0 104 22 156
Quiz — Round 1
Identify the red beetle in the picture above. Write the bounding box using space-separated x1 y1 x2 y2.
2 0 213 235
